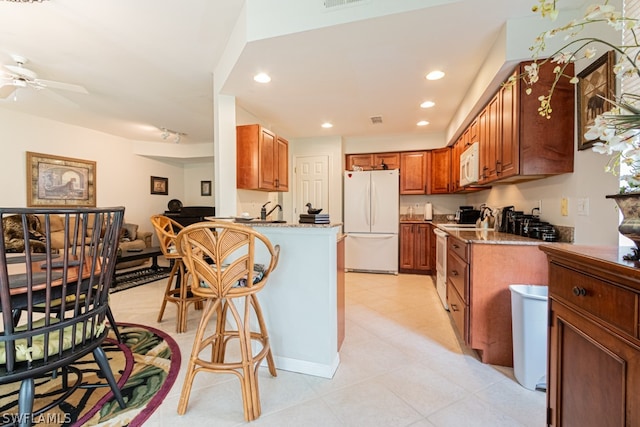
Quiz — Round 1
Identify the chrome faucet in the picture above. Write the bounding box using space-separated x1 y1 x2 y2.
266 204 282 219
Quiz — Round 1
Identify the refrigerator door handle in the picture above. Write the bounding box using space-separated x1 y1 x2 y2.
365 181 371 226
371 181 377 227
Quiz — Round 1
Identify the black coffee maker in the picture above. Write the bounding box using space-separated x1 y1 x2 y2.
500 206 515 232
455 206 481 224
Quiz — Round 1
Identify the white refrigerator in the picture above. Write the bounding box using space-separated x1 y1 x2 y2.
343 169 399 274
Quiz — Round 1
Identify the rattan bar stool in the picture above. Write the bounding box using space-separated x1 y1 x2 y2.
150 215 204 333
175 221 279 421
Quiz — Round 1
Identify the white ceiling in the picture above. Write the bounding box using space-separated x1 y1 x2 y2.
0 0 586 144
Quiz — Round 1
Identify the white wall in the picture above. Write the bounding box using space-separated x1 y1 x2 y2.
183 162 215 207
0 108 186 231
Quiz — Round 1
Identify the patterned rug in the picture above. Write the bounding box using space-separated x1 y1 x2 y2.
0 323 180 426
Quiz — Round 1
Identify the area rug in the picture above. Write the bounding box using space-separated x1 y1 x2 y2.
0 323 181 426
110 267 171 294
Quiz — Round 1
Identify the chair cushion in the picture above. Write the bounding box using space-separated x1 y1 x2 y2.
0 318 103 364
200 263 266 289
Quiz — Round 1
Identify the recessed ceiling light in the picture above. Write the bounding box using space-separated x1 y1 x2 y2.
321 122 333 128
420 101 435 109
254 72 271 83
425 70 445 81
417 120 429 126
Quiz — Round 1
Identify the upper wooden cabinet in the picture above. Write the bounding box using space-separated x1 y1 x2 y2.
429 147 451 194
373 152 400 170
400 151 429 194
345 152 399 171
236 124 289 192
471 61 574 186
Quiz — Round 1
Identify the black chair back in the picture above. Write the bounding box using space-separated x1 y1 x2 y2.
0 207 126 426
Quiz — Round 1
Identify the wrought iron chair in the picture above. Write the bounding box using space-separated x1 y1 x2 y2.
150 214 204 333
176 221 279 421
0 207 127 427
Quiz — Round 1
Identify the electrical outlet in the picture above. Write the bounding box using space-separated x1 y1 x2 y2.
537 200 542 215
561 198 568 216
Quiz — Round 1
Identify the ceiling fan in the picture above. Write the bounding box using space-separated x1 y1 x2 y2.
0 54 88 99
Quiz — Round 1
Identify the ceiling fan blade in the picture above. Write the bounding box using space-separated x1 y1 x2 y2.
36 79 88 94
0 83 16 99
4 64 37 80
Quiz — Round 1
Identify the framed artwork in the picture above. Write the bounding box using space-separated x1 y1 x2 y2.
150 176 168 195
576 50 615 150
26 152 96 207
201 180 212 196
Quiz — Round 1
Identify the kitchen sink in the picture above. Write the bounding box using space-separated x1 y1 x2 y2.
248 219 287 224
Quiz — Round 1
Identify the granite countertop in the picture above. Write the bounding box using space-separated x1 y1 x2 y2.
429 222 553 245
204 216 341 228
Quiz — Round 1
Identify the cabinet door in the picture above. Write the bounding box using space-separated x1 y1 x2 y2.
346 154 374 171
499 77 518 179
482 95 500 183
276 135 289 191
429 147 451 194
415 224 432 270
548 300 640 427
447 281 468 344
400 151 429 194
399 224 415 270
258 127 277 189
373 152 400 170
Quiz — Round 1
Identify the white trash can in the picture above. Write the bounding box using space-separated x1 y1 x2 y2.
509 284 548 391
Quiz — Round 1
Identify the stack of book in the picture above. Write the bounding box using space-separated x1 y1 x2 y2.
299 213 330 224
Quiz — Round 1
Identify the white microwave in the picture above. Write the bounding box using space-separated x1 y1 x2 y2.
460 142 480 186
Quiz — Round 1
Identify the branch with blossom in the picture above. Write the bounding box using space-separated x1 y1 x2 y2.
519 1 640 193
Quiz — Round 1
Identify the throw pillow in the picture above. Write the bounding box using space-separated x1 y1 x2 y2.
122 223 138 241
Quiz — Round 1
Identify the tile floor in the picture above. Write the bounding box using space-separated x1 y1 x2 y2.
109 271 545 426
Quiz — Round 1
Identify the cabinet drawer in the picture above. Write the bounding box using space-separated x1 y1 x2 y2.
447 282 468 344
447 251 468 302
550 263 639 338
448 237 468 262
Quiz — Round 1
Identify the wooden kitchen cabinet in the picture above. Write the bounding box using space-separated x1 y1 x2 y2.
236 124 288 191
451 61 574 189
400 151 429 194
446 236 549 366
540 244 640 427
373 152 399 170
429 147 451 194
447 236 469 344
345 154 373 171
345 152 399 171
399 222 433 274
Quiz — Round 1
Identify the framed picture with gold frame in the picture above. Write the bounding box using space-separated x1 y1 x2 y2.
576 50 615 150
26 152 96 207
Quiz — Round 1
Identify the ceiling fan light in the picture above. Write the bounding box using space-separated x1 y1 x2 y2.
12 79 27 88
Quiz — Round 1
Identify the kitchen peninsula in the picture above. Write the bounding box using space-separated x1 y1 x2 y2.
238 221 343 379
439 225 550 366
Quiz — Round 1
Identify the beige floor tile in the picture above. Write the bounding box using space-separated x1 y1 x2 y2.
108 266 544 426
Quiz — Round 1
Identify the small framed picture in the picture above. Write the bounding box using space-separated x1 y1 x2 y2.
201 180 212 196
576 50 615 150
150 176 168 195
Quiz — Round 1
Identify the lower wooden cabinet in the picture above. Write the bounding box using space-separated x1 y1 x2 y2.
399 222 433 274
541 245 640 427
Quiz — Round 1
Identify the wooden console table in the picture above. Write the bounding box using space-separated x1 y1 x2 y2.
540 243 640 427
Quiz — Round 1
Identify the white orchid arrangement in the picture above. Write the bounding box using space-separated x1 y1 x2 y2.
511 0 640 193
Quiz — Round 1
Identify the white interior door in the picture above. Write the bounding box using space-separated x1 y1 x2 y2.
294 155 329 217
